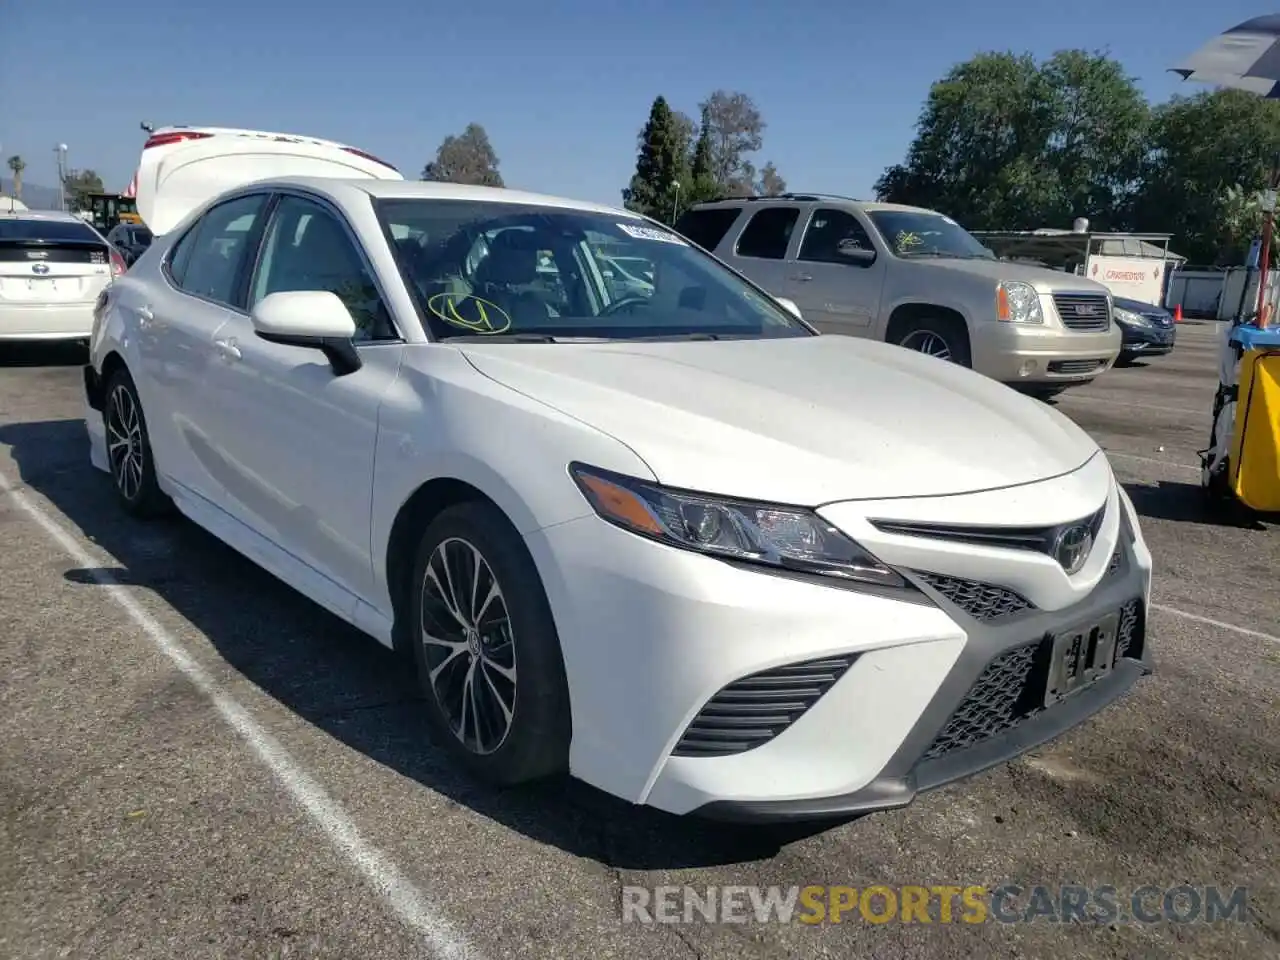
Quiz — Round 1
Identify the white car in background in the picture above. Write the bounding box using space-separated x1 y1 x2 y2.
83 126 1154 822
1 210 125 343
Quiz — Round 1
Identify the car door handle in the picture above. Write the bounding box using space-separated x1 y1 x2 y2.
137 305 154 328
790 273 814 281
214 337 241 361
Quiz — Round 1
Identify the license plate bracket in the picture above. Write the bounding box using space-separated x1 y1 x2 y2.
1044 611 1120 707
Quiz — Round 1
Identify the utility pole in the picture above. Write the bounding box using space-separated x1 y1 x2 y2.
54 144 68 211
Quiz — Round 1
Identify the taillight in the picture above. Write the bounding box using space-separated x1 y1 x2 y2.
143 130 213 150
341 145 399 172
110 250 127 277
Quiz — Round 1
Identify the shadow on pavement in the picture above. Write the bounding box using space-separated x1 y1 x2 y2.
1123 480 1274 531
0 417 845 870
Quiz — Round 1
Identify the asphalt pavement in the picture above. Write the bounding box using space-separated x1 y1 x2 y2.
1 322 1277 960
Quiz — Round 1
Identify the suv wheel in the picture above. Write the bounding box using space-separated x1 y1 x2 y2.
894 316 972 367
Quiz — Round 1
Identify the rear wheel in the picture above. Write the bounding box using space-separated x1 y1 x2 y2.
409 501 571 786
893 316 972 367
103 367 171 518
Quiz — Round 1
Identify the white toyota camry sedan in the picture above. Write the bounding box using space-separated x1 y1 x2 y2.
83 127 1153 822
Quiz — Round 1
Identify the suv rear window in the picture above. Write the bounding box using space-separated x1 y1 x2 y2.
0 217 103 244
673 208 741 251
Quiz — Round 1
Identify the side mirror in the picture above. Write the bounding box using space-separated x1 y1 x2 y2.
836 240 877 265
250 290 362 376
774 296 803 320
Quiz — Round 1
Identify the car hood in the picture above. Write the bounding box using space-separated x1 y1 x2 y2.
920 256 1111 293
457 335 1100 504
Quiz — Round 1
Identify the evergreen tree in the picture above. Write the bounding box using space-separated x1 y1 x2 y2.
622 96 685 223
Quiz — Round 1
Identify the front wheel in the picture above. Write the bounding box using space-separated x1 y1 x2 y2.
893 316 972 367
409 501 571 786
103 367 171 518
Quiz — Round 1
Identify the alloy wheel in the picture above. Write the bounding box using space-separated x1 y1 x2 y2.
106 384 145 502
900 329 953 361
419 536 517 755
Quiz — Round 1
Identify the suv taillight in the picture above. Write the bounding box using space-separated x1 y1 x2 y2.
143 131 213 150
109 250 127 277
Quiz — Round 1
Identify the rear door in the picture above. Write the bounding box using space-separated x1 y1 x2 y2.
134 191 274 504
715 204 803 298
0 216 115 337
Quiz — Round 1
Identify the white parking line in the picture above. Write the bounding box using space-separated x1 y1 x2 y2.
0 473 480 960
1103 450 1200 472
1152 603 1280 644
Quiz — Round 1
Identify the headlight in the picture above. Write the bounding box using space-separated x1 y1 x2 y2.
996 281 1044 323
569 463 906 588
1114 307 1150 327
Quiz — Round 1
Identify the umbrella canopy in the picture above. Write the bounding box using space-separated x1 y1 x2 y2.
1171 15 1280 96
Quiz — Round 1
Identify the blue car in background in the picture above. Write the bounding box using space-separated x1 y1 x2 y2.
1112 295 1176 364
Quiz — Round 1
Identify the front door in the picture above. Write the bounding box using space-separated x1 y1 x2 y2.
200 193 404 603
784 207 886 334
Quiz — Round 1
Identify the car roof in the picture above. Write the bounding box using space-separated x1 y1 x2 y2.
244 176 644 220
688 195 937 216
0 209 87 223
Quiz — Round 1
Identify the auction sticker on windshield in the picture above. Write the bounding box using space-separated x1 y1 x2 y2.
617 223 687 244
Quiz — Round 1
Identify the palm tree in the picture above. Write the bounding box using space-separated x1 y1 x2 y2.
6 155 25 200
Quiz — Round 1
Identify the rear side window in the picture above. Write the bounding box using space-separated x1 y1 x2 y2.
169 193 269 306
735 207 799 260
673 208 741 251
0 217 102 244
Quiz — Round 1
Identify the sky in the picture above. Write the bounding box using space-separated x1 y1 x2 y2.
0 1 1271 210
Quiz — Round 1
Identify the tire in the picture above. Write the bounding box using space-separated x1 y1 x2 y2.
1024 385 1069 401
893 316 972 367
103 367 171 518
409 500 571 786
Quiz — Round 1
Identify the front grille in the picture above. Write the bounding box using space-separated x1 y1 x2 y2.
1048 358 1106 375
672 654 858 757
917 572 1034 622
1053 293 1111 331
921 598 1145 762
873 502 1106 560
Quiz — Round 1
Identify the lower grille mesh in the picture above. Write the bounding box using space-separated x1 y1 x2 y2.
921 598 1144 762
673 654 858 757
918 572 1034 621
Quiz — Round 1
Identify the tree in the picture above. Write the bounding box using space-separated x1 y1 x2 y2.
621 95 686 223
63 169 104 212
1135 89 1280 264
756 161 787 196
874 50 1149 231
699 89 765 189
6 155 25 200
681 106 721 208
421 123 504 187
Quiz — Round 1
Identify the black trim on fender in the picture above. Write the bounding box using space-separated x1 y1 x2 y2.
83 365 103 411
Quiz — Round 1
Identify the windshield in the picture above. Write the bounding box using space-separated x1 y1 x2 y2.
866 210 995 260
375 199 811 341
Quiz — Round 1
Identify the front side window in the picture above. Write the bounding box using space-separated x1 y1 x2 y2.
798 208 875 263
174 193 269 305
866 209 995 261
249 195 396 341
377 199 810 342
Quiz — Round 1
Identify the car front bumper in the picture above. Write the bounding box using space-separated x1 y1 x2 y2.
973 321 1121 385
525 455 1152 821
1119 323 1176 356
0 302 95 340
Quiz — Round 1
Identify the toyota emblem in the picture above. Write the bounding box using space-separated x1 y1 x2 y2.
31 263 50 275
1053 524 1094 575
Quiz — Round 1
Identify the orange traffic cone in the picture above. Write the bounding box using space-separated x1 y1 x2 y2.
1174 304 1183 323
